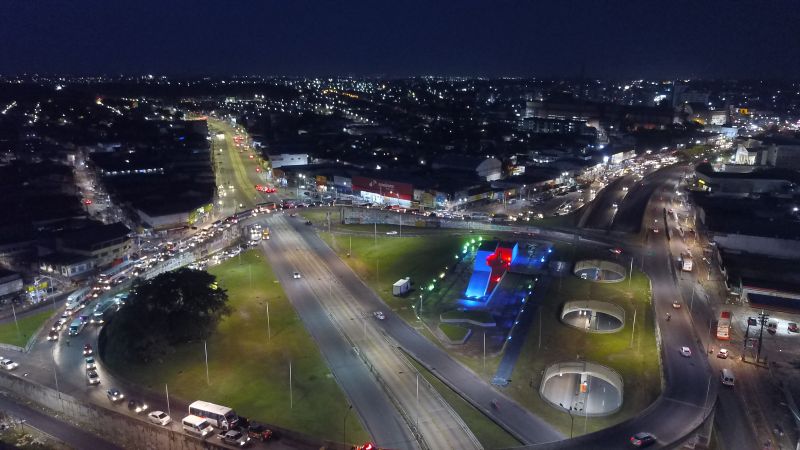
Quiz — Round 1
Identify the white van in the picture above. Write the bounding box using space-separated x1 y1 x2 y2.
721 368 735 386
182 415 214 438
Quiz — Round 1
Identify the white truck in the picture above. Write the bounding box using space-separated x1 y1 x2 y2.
392 278 411 296
680 252 693 272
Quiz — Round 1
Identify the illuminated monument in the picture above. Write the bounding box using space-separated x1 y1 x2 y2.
464 241 520 302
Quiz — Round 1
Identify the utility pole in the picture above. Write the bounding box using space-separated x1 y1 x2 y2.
756 310 769 363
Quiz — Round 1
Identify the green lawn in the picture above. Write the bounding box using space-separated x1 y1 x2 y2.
0 309 53 348
104 250 368 444
441 309 495 324
319 230 467 323
438 323 470 341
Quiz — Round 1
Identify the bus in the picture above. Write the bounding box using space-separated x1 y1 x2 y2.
97 261 134 290
717 311 731 340
188 401 239 430
65 287 91 315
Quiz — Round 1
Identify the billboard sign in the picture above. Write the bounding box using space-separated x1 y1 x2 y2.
352 176 413 201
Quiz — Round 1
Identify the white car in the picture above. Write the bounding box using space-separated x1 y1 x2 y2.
0 358 18 370
293 271 301 279
85 357 96 370
386 231 398 235
373 311 386 320
680 346 692 357
147 410 172 426
87 370 100 385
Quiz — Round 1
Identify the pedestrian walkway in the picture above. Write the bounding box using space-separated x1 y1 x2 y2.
492 278 550 387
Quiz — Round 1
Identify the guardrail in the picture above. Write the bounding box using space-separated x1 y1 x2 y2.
325 311 429 450
382 331 483 450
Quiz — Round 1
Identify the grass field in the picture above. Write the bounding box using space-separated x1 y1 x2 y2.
318 230 467 323
438 323 470 341
104 250 368 444
0 309 53 348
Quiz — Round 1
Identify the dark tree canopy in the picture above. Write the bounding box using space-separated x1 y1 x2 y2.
104 268 230 363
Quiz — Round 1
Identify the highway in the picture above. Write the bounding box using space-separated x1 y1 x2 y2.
263 215 480 450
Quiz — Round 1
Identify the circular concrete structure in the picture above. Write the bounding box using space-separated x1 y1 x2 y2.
540 361 623 417
561 300 625 333
573 259 626 283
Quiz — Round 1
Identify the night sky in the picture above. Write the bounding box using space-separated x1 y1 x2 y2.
1 0 798 79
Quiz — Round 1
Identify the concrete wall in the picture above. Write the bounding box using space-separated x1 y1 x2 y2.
0 371 225 450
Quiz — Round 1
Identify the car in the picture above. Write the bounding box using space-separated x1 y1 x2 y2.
247 422 274 442
672 301 681 309
293 271 301 279
147 410 172 426
87 370 100 385
652 227 659 233
767 321 778 334
47 330 59 341
52 318 68 331
680 346 692 357
127 398 148 414
609 248 623 255
630 432 656 447
717 349 729 359
386 231 398 235
304 220 313 225
106 388 124 402
373 311 386 320
612 203 618 209
219 429 251 447
789 323 799 333
0 358 18 370
85 357 96 370
83 344 93 356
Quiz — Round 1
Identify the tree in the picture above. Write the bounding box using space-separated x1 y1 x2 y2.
105 268 230 363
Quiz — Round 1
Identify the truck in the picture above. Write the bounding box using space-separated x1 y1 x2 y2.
680 252 693 272
716 311 731 340
392 278 411 296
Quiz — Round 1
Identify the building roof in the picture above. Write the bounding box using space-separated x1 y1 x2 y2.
695 162 800 184
692 192 800 240
57 222 131 251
